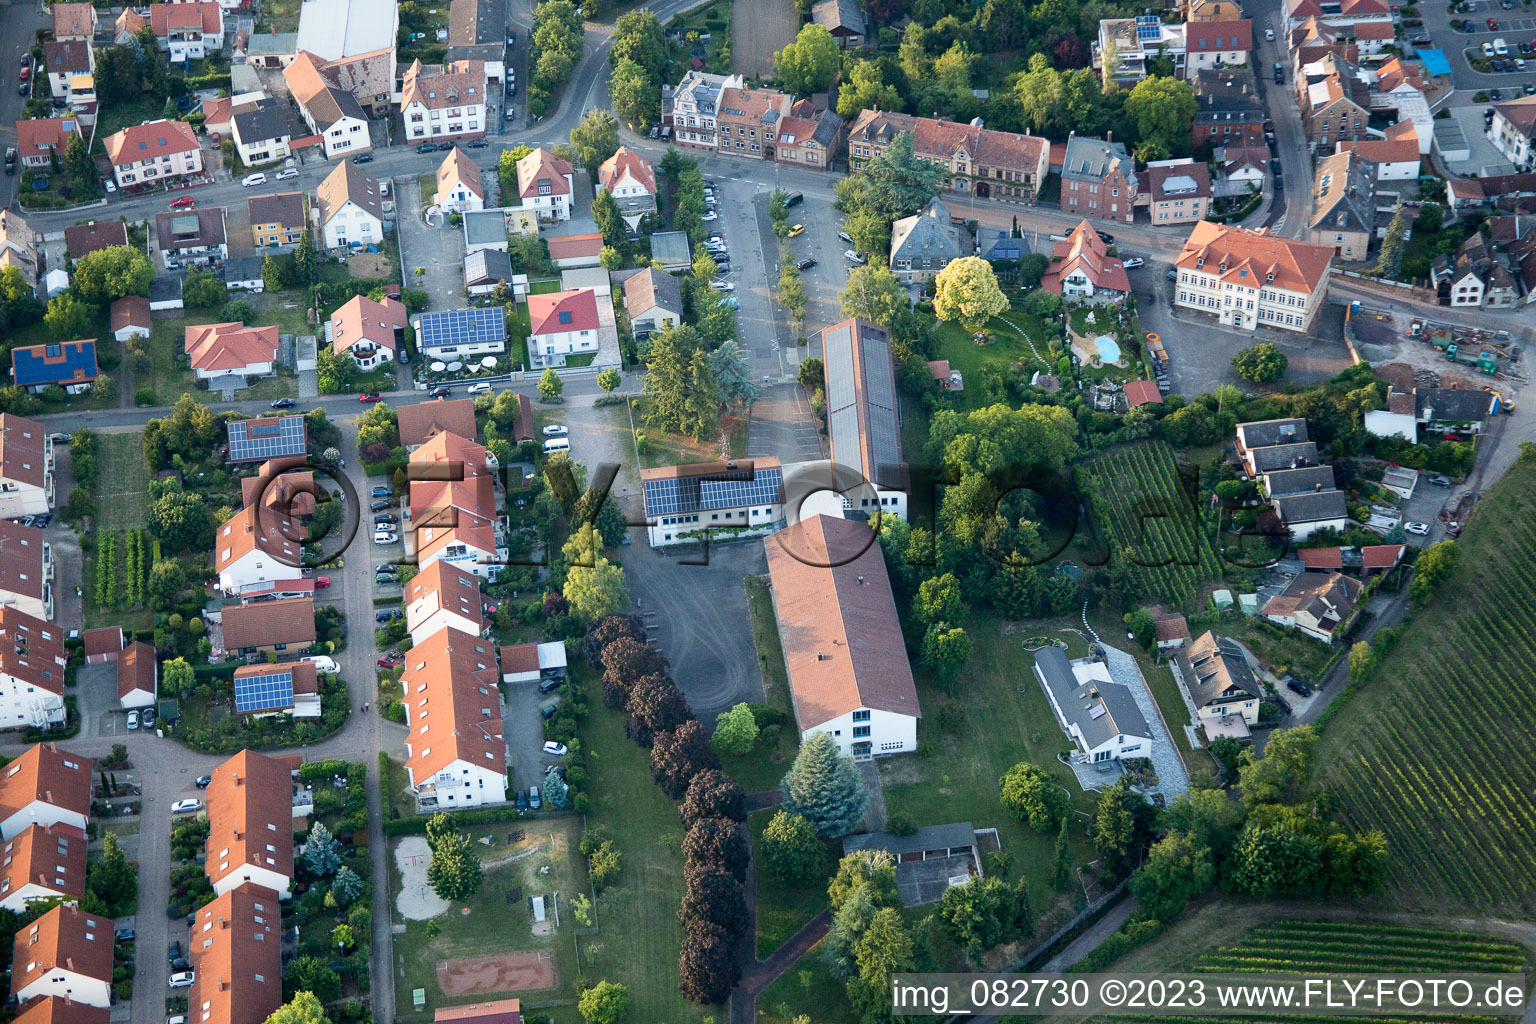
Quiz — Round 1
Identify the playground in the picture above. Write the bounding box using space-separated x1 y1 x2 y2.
391 816 586 1016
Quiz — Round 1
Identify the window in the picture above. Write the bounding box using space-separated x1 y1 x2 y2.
853 726 870 738
852 709 870 722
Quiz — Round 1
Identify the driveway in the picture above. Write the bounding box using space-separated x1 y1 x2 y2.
501 676 553 798
625 540 767 724
744 384 824 466
395 174 467 312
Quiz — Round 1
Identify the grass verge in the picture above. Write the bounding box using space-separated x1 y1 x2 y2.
748 809 836 959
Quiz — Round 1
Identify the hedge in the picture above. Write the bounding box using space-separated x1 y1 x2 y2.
382 805 529 836
1066 916 1172 972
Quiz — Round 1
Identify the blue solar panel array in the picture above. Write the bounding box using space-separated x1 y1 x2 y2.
1136 14 1162 39
644 465 784 517
234 670 295 713
417 308 507 350
227 416 306 462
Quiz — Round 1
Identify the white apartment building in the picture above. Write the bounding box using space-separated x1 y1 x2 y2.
314 160 385 250
103 119 204 190
400 58 487 142
1488 96 1536 173
1173 222 1334 333
663 70 742 151
0 416 54 520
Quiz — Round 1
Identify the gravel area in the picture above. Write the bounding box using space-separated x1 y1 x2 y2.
1101 643 1190 801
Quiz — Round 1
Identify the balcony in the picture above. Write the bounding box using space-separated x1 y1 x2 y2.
42 583 52 621
42 541 52 579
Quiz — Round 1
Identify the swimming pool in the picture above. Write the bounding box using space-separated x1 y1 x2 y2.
1095 335 1121 362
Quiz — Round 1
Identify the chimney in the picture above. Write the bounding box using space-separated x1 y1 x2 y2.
856 576 864 584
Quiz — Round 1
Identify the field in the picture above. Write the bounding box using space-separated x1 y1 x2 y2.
1075 441 1221 611
1317 460 1536 912
630 397 748 468
1093 901 1528 1024
390 816 583 1019
96 432 150 530
748 808 836 959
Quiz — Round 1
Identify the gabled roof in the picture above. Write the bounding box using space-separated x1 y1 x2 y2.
64 221 129 259
1339 119 1420 164
12 340 96 389
1361 543 1405 569
437 146 485 201
239 457 315 516
1125 381 1163 406
149 1 222 35
464 248 513 287
1062 136 1137 188
15 118 79 164
623 268 682 319
1034 647 1149 748
0 610 67 696
0 521 46 605
545 233 603 261
1299 545 1345 568
1185 18 1252 51
155 207 228 253
1310 149 1375 235
0 822 86 903
51 3 96 36
402 627 503 782
764 515 920 730
0 744 91 821
206 750 300 887
1272 488 1348 525
41 40 90 77
434 999 523 1024
105 119 201 167
232 662 317 714
1185 631 1262 707
329 294 407 356
1492 95 1536 141
188 883 283 1024
401 58 486 112
0 414 47 489
316 160 383 226
82 627 123 661
1265 569 1363 628
117 641 156 701
186 322 278 372
1146 161 1212 202
1239 418 1312 450
283 51 368 129
1263 464 1337 496
717 86 790 126
821 318 903 491
811 0 866 34
1416 387 1497 422
248 191 306 230
597 146 655 195
406 560 486 636
1042 220 1131 295
448 0 501 45
397 398 476 448
890 196 961 262
642 458 784 517
232 98 289 145
14 997 106 1024
220 597 316 650
528 288 600 336
1249 440 1322 473
1154 612 1190 643
515 148 573 199
1177 222 1334 294
11 905 111 994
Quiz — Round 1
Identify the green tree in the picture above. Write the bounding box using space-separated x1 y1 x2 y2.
609 9 666 78
1347 640 1376 684
147 490 214 552
836 58 903 121
1409 540 1457 603
578 981 630 1024
938 875 1032 962
709 340 759 411
538 368 564 401
427 832 484 902
1052 818 1073 891
264 991 328 1024
161 656 195 697
1000 762 1068 832
302 822 341 876
330 865 363 905
599 244 623 270
712 702 759 755
261 254 288 292
781 731 868 837
592 191 626 257
1231 343 1288 384
182 267 227 309
840 130 945 220
570 108 620 170
1375 210 1409 278
914 572 966 626
1129 832 1217 920
564 556 629 622
762 810 823 882
922 623 971 687
797 357 824 393
45 291 96 339
1237 725 1318 810
86 832 138 916
1123 76 1197 161
71 246 153 303
282 957 341 1004
1227 822 1323 897
777 263 808 322
597 367 621 392
610 56 660 130
1092 779 1158 875
933 257 1008 332
776 23 841 94
292 230 321 284
840 263 907 326
849 907 916 1022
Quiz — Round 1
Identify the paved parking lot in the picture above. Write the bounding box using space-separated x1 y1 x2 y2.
395 174 468 312
1416 0 1536 95
502 675 557 798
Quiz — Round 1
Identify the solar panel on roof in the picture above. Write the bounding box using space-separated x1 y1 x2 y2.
227 416 305 462
644 466 784 517
234 670 295 713
417 307 506 350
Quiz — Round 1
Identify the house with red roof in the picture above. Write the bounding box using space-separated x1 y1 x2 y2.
1339 120 1421 180
547 233 603 269
596 146 656 224
147 2 225 62
103 119 203 190
186 323 279 380
401 628 506 808
526 288 600 368
1125 381 1164 407
1041 221 1130 300
10 905 112 1008
13 119 80 171
1184 20 1254 76
515 148 573 222
327 294 407 370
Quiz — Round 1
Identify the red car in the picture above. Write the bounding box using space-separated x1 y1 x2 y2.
314 577 331 588
170 196 196 209
17 67 28 82
376 651 403 668
359 392 382 403
1488 17 1499 29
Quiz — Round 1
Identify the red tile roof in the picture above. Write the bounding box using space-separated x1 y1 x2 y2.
0 521 47 602
0 822 87 904
117 642 156 702
1299 546 1344 568
1042 220 1131 295
515 148 572 199
597 146 655 195
0 610 67 696
1361 543 1405 569
63 222 128 259
402 628 503 783
435 1000 523 1024
1185 18 1253 51
11 904 111 995
15 119 79 165
546 233 604 261
406 560 486 635
1339 119 1420 164
14 997 107 1024
498 643 540 674
188 883 283 1024
1125 381 1164 406
110 296 152 336
82 627 123 661
1176 222 1334 294
0 414 48 490
103 119 199 167
186 323 279 373
220 598 316 650
0 744 91 823
329 294 407 356
528 288 600 336
148 2 222 36
397 398 476 449
206 750 299 888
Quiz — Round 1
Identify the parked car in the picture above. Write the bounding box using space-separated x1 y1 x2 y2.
370 499 393 512
375 513 398 525
843 249 866 265
466 381 492 395
351 153 374 164
275 167 299 180
468 138 488 148
270 397 295 408
1122 257 1144 269
1488 17 1499 29
539 676 562 693
711 281 735 292
359 391 382 402
114 928 135 942
1286 679 1313 698
167 941 182 965
784 191 804 207
1428 473 1452 486
416 142 439 153
242 172 267 187
1097 230 1115 244
542 424 568 436
788 223 805 237
1405 521 1431 536
701 210 718 221
373 531 399 545
516 789 529 812
127 710 139 730
429 385 452 397
193 774 212 789
377 651 403 667
528 786 541 810
542 741 568 756
796 257 817 271
375 609 401 623
142 707 155 728
314 576 331 588
170 799 200 815
170 196 196 209
168 972 195 989
371 485 392 498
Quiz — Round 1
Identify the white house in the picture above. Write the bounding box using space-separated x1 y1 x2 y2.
0 743 91 840
515 148 574 222
763 515 920 758
1339 120 1421 181
0 416 53 518
0 520 52 621
415 523 500 579
205 749 304 899
547 233 603 269
328 294 407 370
111 296 152 343
41 41 92 101
404 560 486 645
231 97 292 167
1271 489 1350 540
0 822 86 913
103 119 204 190
641 458 785 547
282 51 373 160
149 1 225 62
435 146 485 213
1364 391 1418 441
415 306 506 362
1034 647 1152 764
315 160 385 251
402 629 507 809
595 146 657 226
1487 95 1536 173
1263 570 1363 643
623 268 682 340
400 58 488 143
526 288 600 368
0 611 67 732
10 905 113 1008
116 641 157 709
215 505 306 596
185 322 278 380
499 641 567 684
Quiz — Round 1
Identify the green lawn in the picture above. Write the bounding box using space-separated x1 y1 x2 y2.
1220 617 1335 686
528 279 562 295
930 312 1052 411
148 311 298 405
96 432 150 530
93 96 167 155
418 174 436 206
715 576 798 793
257 290 313 338
1141 660 1194 763
756 941 851 1024
748 809 837 958
391 815 584 1019
0 309 120 412
575 662 709 1024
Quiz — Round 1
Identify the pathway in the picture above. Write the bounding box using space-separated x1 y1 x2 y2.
999 314 1047 363
858 761 887 832
729 910 833 1024
1101 643 1190 801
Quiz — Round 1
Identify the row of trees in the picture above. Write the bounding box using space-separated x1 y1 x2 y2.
607 10 667 129
528 0 583 119
582 616 745 1004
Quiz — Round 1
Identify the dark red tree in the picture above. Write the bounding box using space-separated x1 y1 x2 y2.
679 863 748 935
582 614 647 668
1053 34 1088 68
678 921 740 1004
600 637 669 710
650 720 721 799
680 770 746 829
625 673 692 747
683 817 750 880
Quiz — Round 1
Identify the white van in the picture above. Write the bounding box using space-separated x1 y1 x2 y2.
1493 37 1509 55
301 655 339 675
543 438 570 454
373 530 399 544
242 172 267 187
